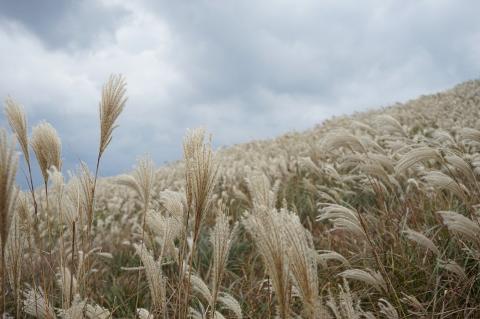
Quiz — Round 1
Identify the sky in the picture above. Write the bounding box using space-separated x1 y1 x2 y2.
0 0 479 186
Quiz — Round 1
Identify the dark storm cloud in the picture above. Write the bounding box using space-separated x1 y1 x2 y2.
0 0 130 50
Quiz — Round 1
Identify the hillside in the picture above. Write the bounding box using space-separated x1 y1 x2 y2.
3 78 480 318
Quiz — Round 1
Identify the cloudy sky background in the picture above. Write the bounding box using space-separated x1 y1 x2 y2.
0 0 479 185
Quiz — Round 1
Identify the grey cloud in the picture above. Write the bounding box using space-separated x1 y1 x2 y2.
141 0 480 112
0 0 131 50
1 0 480 189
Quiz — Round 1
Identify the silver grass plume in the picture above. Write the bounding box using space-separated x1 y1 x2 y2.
437 211 480 242
321 132 366 153
422 170 468 199
4 97 29 161
350 120 376 134
374 115 406 136
243 208 291 319
136 308 154 319
402 228 440 256
210 210 238 314
400 294 427 317
317 250 350 268
394 147 441 175
378 299 398 319
5 209 25 287
30 121 62 187
77 163 95 231
56 267 78 307
133 243 166 316
4 98 40 216
438 259 467 280
0 128 18 313
189 305 205 319
146 210 182 261
245 172 279 211
23 287 57 319
85 303 111 319
283 211 327 318
217 293 242 319
49 167 78 228
58 295 86 319
432 129 456 146
338 268 387 292
160 189 186 224
0 129 18 251
214 311 226 319
368 153 394 173
444 154 476 185
5 193 29 316
190 273 213 305
326 279 358 319
459 128 480 145
98 74 127 159
117 155 156 212
317 204 365 238
183 128 219 243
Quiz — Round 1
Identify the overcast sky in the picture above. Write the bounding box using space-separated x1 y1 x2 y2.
0 0 479 185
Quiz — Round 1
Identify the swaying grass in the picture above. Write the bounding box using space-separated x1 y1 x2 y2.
3 78 480 318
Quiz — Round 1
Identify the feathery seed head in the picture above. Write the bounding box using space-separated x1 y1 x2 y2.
422 170 468 199
317 250 350 268
210 211 238 305
338 268 387 292
245 172 279 211
23 287 57 319
136 308 154 319
30 121 62 184
85 304 111 319
190 273 213 305
321 132 366 154
218 293 243 319
317 204 365 238
438 259 467 280
437 210 480 242
395 147 441 175
133 243 166 316
243 207 292 318
56 267 78 306
183 128 219 240
118 155 155 210
403 228 440 256
4 97 29 161
99 74 127 157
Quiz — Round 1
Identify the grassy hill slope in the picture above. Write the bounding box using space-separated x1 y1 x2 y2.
3 78 480 318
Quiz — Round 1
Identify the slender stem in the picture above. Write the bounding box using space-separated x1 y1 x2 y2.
175 206 192 317
69 221 76 306
83 152 102 301
182 237 198 319
1 245 5 316
356 208 405 317
44 180 48 210
134 203 149 314
26 159 38 216
88 152 102 236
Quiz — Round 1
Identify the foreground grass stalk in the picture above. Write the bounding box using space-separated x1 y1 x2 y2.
0 130 18 315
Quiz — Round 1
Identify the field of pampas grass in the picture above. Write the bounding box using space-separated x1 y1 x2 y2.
2 76 480 318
